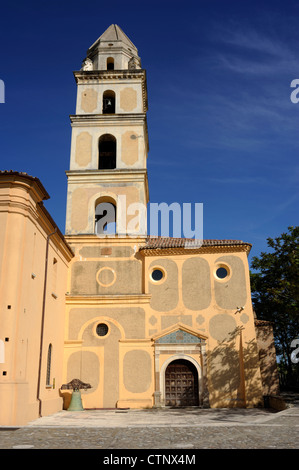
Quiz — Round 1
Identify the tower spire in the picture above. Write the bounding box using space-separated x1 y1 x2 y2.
82 24 141 71
65 25 148 237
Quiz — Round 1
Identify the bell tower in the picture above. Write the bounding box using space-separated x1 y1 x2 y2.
63 26 151 409
65 24 149 237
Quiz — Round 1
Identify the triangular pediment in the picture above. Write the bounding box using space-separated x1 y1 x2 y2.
152 323 207 344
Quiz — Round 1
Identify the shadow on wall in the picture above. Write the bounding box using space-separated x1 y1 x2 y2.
207 326 265 408
255 321 280 396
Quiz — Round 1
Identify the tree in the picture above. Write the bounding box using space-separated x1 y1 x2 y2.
250 226 299 388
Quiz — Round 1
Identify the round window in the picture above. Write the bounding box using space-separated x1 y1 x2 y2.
215 266 229 279
151 269 164 282
96 323 109 337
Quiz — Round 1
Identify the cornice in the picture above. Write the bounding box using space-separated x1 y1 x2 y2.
119 339 152 344
0 173 74 260
0 172 50 202
139 244 252 256
0 199 39 222
73 69 148 112
66 168 148 184
64 234 147 245
151 322 208 342
70 113 147 126
69 113 149 153
74 69 146 82
36 202 75 261
65 293 152 305
66 169 149 205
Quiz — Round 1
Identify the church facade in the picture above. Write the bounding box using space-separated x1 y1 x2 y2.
0 25 279 425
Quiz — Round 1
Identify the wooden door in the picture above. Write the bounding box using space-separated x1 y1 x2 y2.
165 359 199 406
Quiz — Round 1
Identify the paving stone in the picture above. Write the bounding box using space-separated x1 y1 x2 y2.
0 406 298 450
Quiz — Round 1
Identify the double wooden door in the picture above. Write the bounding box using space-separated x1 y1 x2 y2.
165 359 199 406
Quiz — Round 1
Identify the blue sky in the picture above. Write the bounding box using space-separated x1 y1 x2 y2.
0 0 298 265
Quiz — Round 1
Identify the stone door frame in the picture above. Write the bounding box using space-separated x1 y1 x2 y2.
153 343 207 407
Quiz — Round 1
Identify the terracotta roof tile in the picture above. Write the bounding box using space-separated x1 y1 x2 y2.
140 236 250 250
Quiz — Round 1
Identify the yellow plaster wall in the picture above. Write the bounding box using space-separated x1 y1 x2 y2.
121 131 139 165
118 340 154 408
80 89 98 113
0 178 72 425
75 132 93 167
63 237 154 409
62 54 264 411
143 250 263 408
76 82 143 115
67 183 144 235
120 87 138 112
69 124 147 171
63 237 263 410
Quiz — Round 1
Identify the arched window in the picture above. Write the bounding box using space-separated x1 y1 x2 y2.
95 199 116 235
103 90 115 114
107 57 114 70
98 134 116 169
46 344 52 386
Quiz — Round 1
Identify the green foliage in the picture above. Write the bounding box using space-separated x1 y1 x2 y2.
250 226 299 387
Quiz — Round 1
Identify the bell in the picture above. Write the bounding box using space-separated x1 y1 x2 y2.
67 390 84 411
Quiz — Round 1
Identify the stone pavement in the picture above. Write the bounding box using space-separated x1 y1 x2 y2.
0 404 298 450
